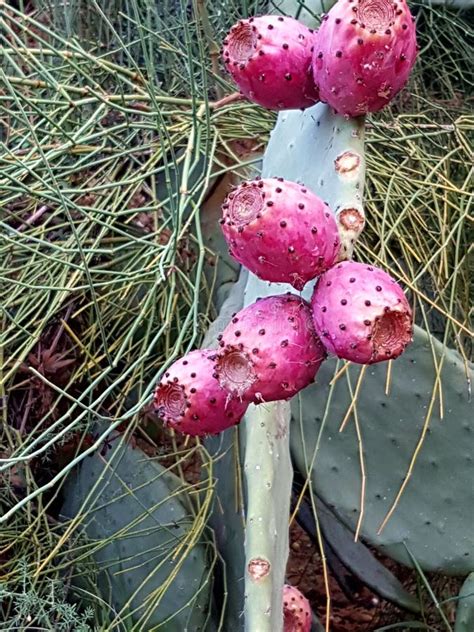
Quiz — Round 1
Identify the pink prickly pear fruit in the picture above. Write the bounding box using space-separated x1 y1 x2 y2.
214 294 326 403
311 261 413 364
222 15 319 111
220 177 340 291
283 584 312 632
154 350 248 436
312 0 417 116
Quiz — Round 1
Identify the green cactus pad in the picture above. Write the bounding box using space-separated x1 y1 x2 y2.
61 431 215 630
455 573 474 631
291 326 474 574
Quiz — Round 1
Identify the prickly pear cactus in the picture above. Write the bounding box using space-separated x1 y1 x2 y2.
291 325 474 573
240 103 365 632
61 430 215 630
455 573 474 631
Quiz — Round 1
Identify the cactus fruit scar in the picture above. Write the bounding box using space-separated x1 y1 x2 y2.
311 261 413 364
312 0 417 116
222 15 320 110
154 349 248 436
214 294 326 403
220 177 340 291
283 585 311 632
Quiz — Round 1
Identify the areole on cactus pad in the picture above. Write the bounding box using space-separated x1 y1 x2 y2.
311 261 413 364
222 15 319 110
220 177 340 291
154 349 248 436
283 584 311 632
312 0 417 116
214 294 326 403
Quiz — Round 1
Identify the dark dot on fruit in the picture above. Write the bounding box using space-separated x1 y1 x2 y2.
400 53 406 60
335 51 342 58
365 300 371 306
190 372 196 378
285 73 292 81
282 43 289 49
335 18 341 23
385 28 391 34
209 398 216 404
364 319 371 326
339 324 346 330
252 348 259 354
259 329 265 335
266 201 274 206
288 246 295 253
276 187 282 193
259 50 264 56
350 342 357 349
376 285 382 291
235 330 241 337
349 277 356 283
326 281 332 286
173 377 179 382
298 203 304 209
280 339 289 347
280 220 287 227
357 38 363 44
268 24 274 29
402 23 407 29
165 372 170 377
311 226 318 233
341 299 347 305
278 16 284 21
269 362 277 369
321 306 327 312
318 52 323 59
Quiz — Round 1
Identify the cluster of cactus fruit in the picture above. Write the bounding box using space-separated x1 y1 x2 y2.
155 0 416 436
152 0 418 625
154 175 413 435
222 0 417 116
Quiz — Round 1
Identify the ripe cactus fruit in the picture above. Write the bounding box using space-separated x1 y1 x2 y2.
311 261 413 364
283 584 311 632
154 350 248 436
312 0 417 116
220 177 340 291
222 15 319 111
214 294 326 403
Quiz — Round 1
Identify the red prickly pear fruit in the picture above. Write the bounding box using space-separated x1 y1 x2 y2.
154 350 248 436
311 261 413 364
222 15 319 111
220 177 340 291
283 584 311 632
312 0 417 116
214 294 326 403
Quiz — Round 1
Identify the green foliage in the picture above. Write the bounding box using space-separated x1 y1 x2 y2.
0 0 472 629
455 573 474 631
291 325 474 574
61 428 216 630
